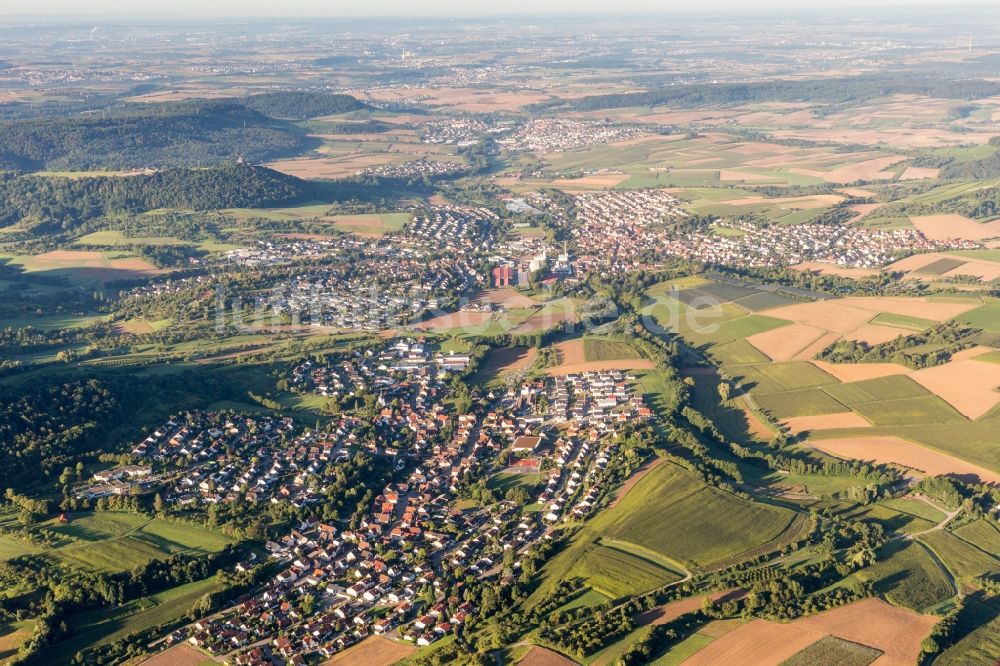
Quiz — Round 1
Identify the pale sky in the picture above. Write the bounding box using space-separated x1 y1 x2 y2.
0 0 994 18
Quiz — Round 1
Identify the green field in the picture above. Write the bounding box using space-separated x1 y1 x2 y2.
919 530 999 580
589 460 798 570
958 300 1000 332
754 388 847 419
583 338 642 362
855 541 954 612
847 395 964 426
527 460 800 610
564 543 682 599
868 312 936 332
41 513 233 573
729 361 837 395
780 636 882 666
936 601 1000 666
46 575 223 663
951 519 1000 553
821 375 929 406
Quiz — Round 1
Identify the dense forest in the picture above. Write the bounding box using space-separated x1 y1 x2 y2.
563 76 1000 111
0 100 313 171
0 380 126 491
0 163 320 232
240 91 369 119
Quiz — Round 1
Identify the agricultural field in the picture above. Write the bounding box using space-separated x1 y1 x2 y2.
648 279 1000 481
25 512 234 574
853 541 955 612
47 576 224 664
678 598 935 665
530 133 913 191
529 459 799 608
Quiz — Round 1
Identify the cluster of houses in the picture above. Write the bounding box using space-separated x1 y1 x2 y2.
142 343 658 664
496 118 648 152
265 250 481 331
403 205 501 253
129 414 370 509
665 219 977 269
356 157 465 179
419 117 514 145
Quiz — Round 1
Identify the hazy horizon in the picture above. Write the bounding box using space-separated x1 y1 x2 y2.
0 0 995 19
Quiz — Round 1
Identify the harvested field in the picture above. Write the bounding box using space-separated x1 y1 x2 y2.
810 360 910 383
517 645 578 666
763 300 874 334
909 357 1000 419
721 194 843 208
323 636 416 666
554 339 585 366
782 412 871 435
910 214 1000 242
743 408 776 439
842 323 909 346
413 310 494 332
792 331 842 361
681 618 825 666
479 346 537 378
550 173 629 189
139 644 207 666
823 156 906 184
899 166 940 180
807 436 1000 484
746 323 827 361
266 155 406 179
791 262 881 279
322 213 409 237
511 310 578 334
765 297 979 335
682 598 934 666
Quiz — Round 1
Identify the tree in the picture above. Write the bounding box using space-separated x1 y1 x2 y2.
153 493 166 515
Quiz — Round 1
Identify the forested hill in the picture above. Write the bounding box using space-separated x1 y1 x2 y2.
241 91 370 119
563 76 1000 111
0 100 314 171
0 163 320 232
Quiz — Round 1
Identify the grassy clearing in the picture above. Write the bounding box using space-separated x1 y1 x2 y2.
832 501 937 535
935 600 1000 666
